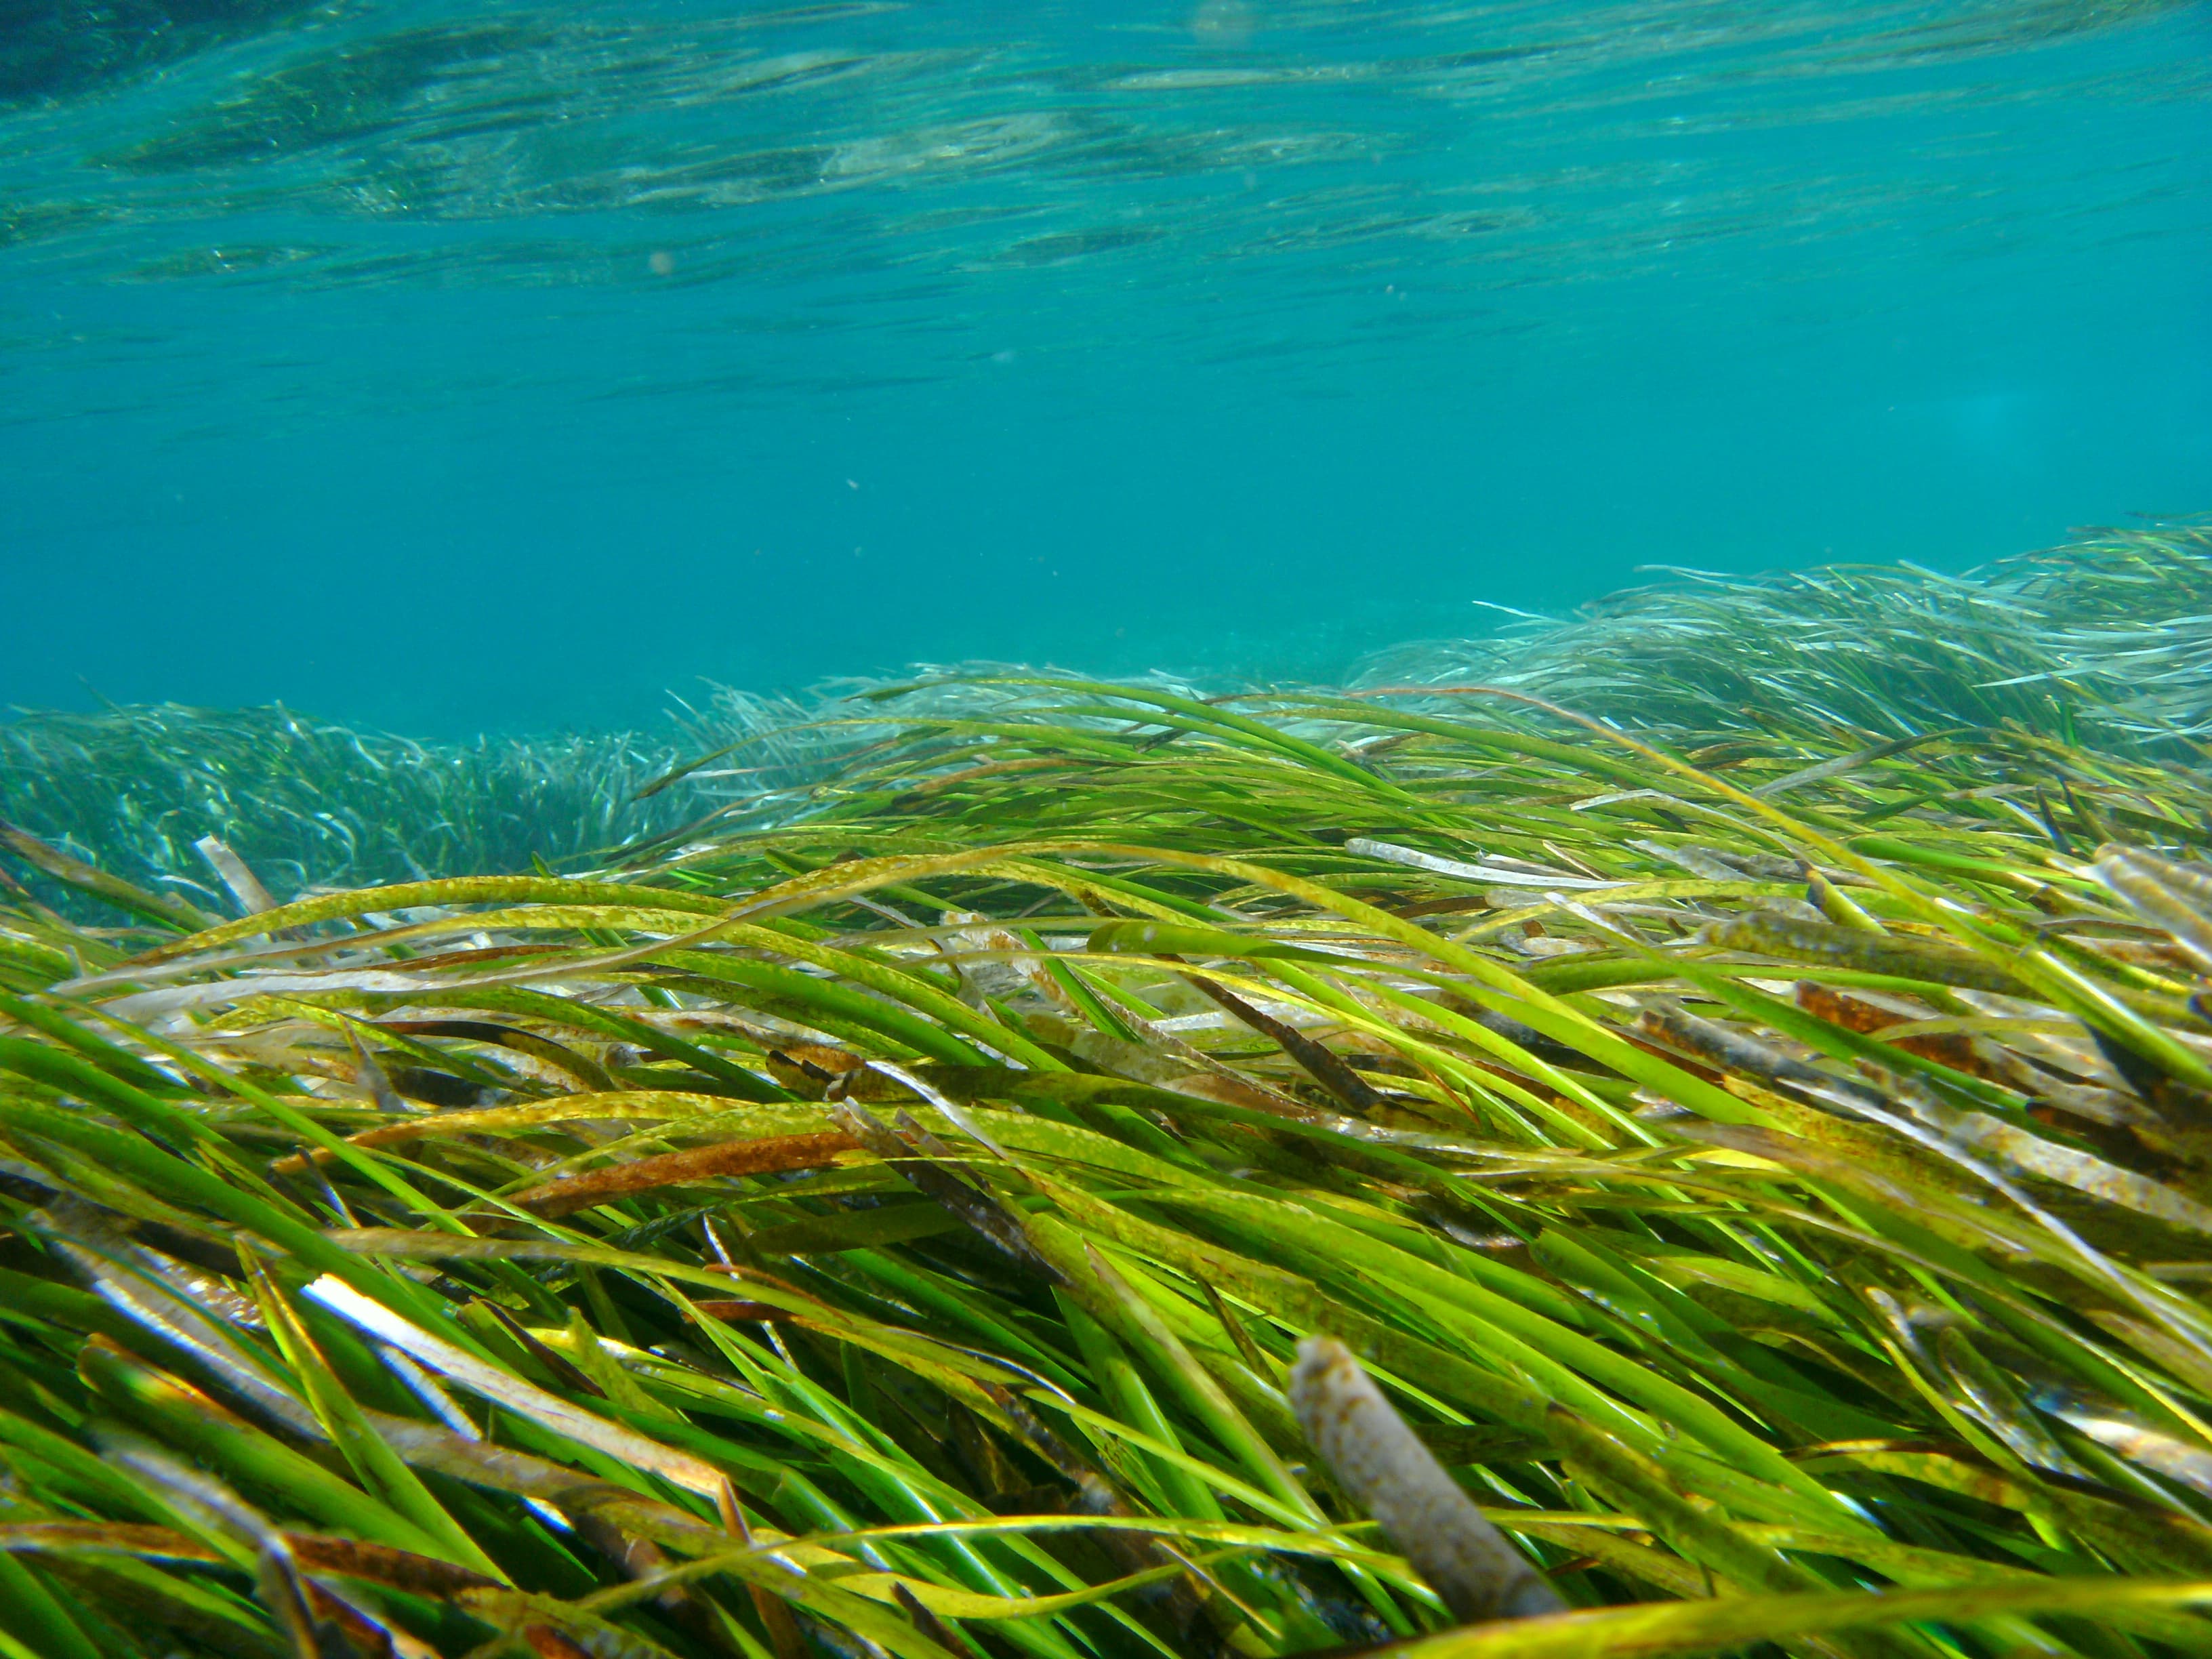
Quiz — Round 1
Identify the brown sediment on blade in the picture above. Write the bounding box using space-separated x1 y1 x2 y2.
510 1129 861 1216
287 1533 500 1595
1797 981 2009 1080
827 1097 1062 1278
693 1299 807 1322
270 1084 690 1174
271 1115 442 1172
523 1627 595 1659
1183 968 1388 1116
0 1521 222 1563
1704 914 2028 996
764 1040 867 1095
1288 1335 1565 1623
1637 1001 1880 1113
1797 980 2181 1143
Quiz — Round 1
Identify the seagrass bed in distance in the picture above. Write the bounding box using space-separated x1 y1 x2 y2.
5 522 2212 1659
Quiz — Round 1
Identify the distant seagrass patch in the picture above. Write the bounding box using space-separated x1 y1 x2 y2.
3 518 2207 914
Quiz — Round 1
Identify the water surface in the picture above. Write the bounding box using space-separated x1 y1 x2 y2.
3 0 2207 733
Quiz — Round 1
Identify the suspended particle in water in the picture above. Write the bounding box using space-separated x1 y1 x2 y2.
649 250 676 277
1192 0 1256 45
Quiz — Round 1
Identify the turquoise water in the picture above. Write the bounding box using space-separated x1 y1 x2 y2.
3 0 2207 736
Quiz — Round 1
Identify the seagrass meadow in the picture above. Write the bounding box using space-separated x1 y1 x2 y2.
9 520 2212 908
15 527 2212 1658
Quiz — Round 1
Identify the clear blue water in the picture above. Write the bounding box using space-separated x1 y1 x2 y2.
3 0 2207 737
